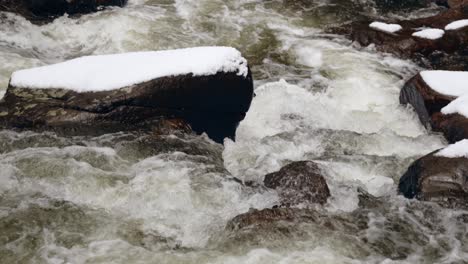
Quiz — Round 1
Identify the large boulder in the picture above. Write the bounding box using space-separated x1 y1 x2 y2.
330 6 468 70
400 71 468 143
399 143 468 206
0 0 127 23
0 47 254 143
264 161 331 206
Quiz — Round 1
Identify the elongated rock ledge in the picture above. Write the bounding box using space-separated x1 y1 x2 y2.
0 47 254 143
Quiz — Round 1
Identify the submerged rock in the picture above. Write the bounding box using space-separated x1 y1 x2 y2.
331 6 468 70
399 149 468 206
0 0 127 23
0 48 254 143
264 161 331 206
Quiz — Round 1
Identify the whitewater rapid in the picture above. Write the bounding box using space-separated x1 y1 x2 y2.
1 0 467 263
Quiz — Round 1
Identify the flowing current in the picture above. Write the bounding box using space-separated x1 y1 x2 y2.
1 1 467 263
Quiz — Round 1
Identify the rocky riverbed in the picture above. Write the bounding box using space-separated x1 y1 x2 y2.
0 0 467 263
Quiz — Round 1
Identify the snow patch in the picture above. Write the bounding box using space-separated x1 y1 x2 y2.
420 71 468 97
445 19 468 30
412 28 445 40
435 139 468 158
369 22 402 33
442 95 468 118
10 47 248 92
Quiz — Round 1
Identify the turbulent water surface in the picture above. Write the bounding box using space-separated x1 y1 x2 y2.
1 0 467 263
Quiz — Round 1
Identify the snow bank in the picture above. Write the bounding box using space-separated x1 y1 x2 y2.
420 71 468 97
435 139 468 158
412 28 445 40
10 47 249 92
369 22 402 33
445 19 468 30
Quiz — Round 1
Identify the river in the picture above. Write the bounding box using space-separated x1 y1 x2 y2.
1 0 467 263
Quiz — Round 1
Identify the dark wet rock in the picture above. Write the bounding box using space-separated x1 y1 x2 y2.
221 194 460 260
264 161 331 206
0 0 127 23
432 112 468 143
331 6 468 70
399 150 468 206
399 72 468 143
0 70 254 143
374 0 432 12
448 0 468 7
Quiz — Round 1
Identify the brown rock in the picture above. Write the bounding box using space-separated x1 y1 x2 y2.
331 6 468 70
0 70 254 143
448 0 468 7
432 112 468 143
264 161 331 206
399 150 468 206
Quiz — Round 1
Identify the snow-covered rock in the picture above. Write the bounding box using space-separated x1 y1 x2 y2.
445 19 468 30
0 47 254 143
369 22 402 33
11 47 248 93
331 6 468 71
412 28 445 40
400 72 456 128
399 148 468 207
400 71 468 143
420 70 468 97
419 70 468 120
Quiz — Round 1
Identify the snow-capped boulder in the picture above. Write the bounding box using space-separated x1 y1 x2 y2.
330 6 468 70
0 47 254 143
0 0 127 23
264 161 330 206
399 141 468 207
399 72 456 128
400 71 468 143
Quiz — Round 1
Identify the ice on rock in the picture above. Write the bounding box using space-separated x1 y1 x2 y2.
10 47 249 93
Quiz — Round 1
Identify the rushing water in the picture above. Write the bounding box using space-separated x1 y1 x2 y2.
1 0 467 263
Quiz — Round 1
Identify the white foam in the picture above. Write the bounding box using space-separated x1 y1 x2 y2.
369 22 402 33
445 19 468 30
412 28 445 40
10 47 248 92
420 70 468 97
435 139 468 158
295 46 323 68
